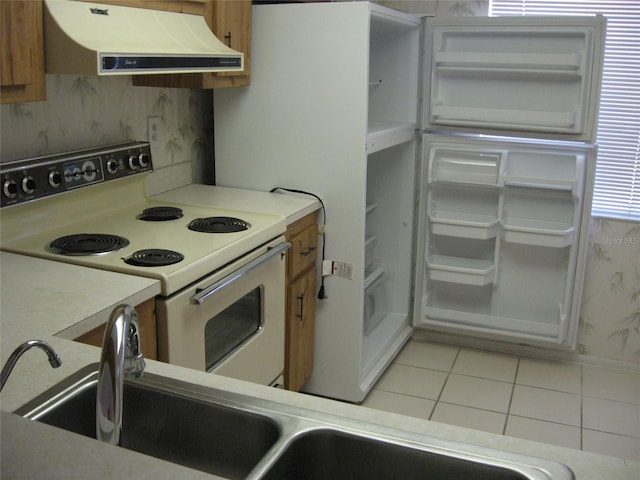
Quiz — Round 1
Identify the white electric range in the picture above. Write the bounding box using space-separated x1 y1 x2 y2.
0 141 289 386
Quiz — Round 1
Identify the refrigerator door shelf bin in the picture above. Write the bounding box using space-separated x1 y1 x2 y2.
365 236 377 270
503 152 580 180
361 312 411 382
501 151 583 193
429 211 499 239
424 283 493 315
363 266 388 335
432 51 583 73
421 307 563 342
502 177 576 192
364 264 385 288
502 218 575 247
430 104 579 133
430 149 501 185
427 255 495 286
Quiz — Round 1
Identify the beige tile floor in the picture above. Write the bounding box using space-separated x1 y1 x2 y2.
362 340 640 461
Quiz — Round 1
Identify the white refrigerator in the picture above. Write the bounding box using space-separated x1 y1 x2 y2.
214 2 605 402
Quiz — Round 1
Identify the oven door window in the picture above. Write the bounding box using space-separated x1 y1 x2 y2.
204 286 262 371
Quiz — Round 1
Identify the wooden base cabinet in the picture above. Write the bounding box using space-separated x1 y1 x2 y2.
74 297 158 360
284 212 318 391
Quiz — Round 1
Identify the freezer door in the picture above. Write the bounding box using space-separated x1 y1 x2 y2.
414 134 596 348
422 16 606 142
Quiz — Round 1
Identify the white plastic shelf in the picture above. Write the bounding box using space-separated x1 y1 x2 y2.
367 122 416 154
430 211 499 239
431 104 578 132
430 150 500 185
502 218 575 247
427 255 495 286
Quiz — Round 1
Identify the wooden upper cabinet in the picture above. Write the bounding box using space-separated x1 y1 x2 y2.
90 0 252 89
1 0 46 104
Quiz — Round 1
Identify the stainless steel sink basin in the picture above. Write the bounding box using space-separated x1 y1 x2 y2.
16 364 575 480
260 428 537 480
15 364 280 480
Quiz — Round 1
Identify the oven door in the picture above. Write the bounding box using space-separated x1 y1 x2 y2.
156 238 289 386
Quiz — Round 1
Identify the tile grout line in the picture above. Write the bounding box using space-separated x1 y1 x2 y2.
428 345 462 421
372 342 639 459
579 363 584 452
502 356 521 436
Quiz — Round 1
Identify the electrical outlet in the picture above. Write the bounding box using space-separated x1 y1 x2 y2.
147 116 161 150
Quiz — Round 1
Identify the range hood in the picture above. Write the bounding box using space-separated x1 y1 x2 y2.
43 0 244 75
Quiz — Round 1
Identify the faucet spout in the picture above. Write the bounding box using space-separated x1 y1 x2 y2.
96 304 145 446
0 340 62 392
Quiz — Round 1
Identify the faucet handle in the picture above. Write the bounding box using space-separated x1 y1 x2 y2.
125 354 146 378
124 314 145 378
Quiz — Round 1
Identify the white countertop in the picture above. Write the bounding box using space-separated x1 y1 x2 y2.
153 184 321 225
1 186 638 480
0 252 161 408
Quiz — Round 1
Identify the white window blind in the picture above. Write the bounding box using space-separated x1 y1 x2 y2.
490 0 640 220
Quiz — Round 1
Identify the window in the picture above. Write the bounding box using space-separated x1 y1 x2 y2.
490 1 640 220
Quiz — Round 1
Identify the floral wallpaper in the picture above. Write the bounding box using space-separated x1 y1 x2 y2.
580 219 640 363
0 75 214 195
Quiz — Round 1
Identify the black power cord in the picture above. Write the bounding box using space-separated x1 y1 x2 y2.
270 187 328 300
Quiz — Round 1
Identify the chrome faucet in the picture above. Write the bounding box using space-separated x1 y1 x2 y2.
0 339 62 392
96 304 145 446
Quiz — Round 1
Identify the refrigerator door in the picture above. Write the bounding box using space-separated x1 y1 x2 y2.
422 16 606 142
414 134 596 348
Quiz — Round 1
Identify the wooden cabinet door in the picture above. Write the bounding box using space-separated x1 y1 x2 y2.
286 267 316 391
206 0 251 80
1 0 46 104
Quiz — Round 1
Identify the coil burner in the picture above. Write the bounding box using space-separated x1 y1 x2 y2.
49 234 130 255
124 249 184 267
138 206 184 221
188 217 250 233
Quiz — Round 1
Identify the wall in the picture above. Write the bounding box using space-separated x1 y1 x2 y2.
580 219 640 363
0 75 214 195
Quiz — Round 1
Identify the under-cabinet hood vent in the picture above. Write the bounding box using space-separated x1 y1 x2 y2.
43 0 243 76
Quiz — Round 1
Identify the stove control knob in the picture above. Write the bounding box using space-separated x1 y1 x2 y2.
128 154 140 170
106 159 119 175
22 175 36 195
49 170 62 188
3 179 18 199
137 152 150 168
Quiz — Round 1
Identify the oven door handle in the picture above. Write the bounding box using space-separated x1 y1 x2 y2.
190 242 291 305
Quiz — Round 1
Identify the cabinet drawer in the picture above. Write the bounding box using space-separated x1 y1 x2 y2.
288 224 318 280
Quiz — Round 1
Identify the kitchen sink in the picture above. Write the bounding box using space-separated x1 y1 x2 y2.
16 364 575 480
260 428 536 480
14 364 280 480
